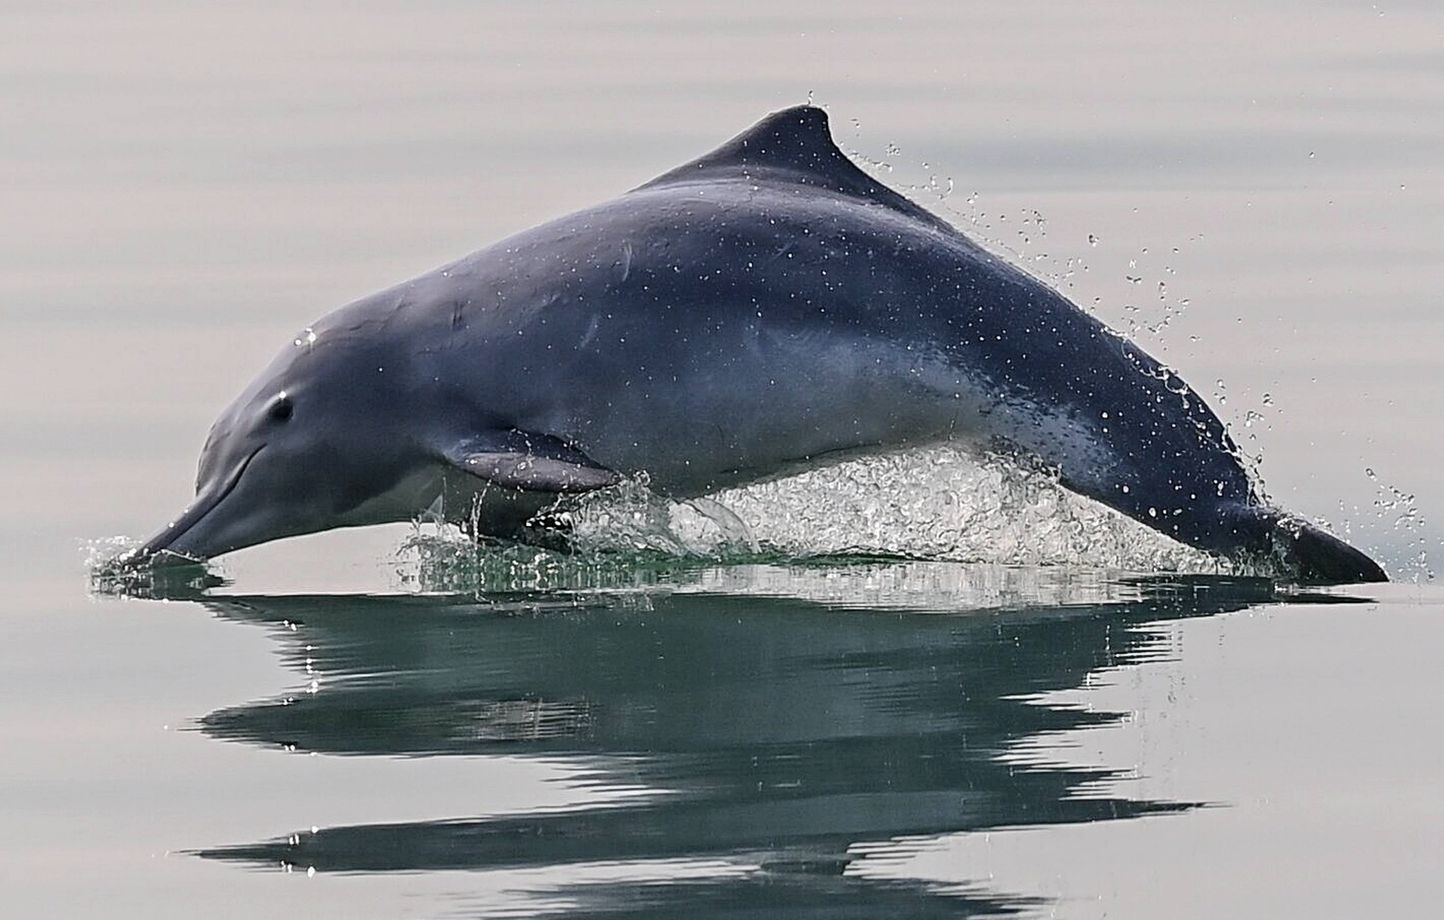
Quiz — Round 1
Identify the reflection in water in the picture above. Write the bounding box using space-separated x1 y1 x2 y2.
187 564 1289 915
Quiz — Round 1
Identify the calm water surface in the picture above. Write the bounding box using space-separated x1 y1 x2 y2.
2 2 1442 917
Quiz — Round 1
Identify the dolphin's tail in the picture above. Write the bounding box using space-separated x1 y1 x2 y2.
1224 504 1387 584
1271 515 1388 584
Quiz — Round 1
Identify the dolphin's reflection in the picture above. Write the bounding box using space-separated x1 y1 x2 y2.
190 564 1290 915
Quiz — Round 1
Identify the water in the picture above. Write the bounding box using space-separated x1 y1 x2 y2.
3 1 1443 916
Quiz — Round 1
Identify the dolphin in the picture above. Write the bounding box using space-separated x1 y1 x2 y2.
123 105 1386 583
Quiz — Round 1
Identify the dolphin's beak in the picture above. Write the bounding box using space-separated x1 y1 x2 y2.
123 447 263 568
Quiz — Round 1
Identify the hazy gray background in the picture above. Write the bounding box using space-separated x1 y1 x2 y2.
2 2 1441 917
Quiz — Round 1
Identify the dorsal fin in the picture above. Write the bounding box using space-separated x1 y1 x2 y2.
637 105 952 231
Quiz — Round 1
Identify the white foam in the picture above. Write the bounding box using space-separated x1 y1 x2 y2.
568 444 1222 572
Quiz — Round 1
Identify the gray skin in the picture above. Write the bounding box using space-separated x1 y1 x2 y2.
126 106 1385 583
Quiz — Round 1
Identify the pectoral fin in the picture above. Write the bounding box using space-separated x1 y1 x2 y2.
442 430 621 493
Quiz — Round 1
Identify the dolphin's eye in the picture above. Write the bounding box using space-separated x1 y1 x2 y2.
268 394 294 423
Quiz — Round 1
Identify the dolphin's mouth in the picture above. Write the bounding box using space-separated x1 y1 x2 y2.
127 446 264 566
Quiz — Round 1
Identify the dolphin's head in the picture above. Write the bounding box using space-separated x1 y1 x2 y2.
130 324 431 565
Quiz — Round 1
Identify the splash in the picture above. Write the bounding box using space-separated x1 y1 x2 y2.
84 535 228 598
83 535 142 572
1365 467 1434 582
396 445 1241 596
394 533 700 598
614 445 1221 570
